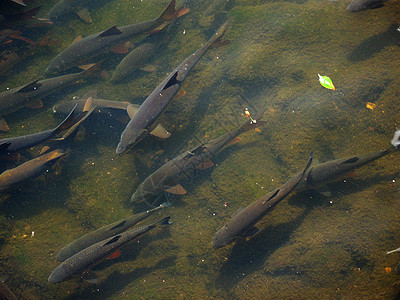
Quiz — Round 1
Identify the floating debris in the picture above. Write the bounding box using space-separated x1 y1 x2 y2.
318 74 335 90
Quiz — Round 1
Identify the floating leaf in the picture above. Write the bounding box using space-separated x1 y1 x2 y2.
318 74 335 90
366 102 376 110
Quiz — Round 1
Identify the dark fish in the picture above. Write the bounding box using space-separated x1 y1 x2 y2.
53 94 171 139
116 21 229 154
48 0 93 23
212 154 313 249
131 109 266 204
46 0 189 75
0 281 17 300
295 129 400 192
0 103 78 155
0 61 101 131
347 0 388 11
48 216 171 284
56 202 169 262
0 148 66 191
111 27 170 83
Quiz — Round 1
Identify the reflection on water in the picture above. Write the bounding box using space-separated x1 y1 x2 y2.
0 0 400 298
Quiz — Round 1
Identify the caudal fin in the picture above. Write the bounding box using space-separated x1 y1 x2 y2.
391 129 400 149
158 0 189 22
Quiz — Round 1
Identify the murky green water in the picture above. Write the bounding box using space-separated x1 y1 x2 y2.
1 0 400 298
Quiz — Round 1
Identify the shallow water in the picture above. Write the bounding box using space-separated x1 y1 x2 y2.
0 0 400 298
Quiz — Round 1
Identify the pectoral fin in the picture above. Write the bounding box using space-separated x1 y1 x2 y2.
194 159 214 170
106 249 121 260
166 184 187 195
76 8 92 23
109 43 129 54
71 35 82 45
0 119 9 131
139 65 156 72
126 104 139 119
241 226 260 237
150 124 171 139
81 271 98 284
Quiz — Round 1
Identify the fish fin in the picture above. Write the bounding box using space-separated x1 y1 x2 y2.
81 271 98 284
209 39 231 49
16 80 42 93
342 157 359 164
0 142 11 151
158 0 189 22
315 185 332 197
8 33 35 44
71 35 82 45
241 226 260 237
174 88 186 100
166 184 187 195
231 207 243 217
109 220 127 231
153 216 171 226
46 149 66 161
18 6 41 20
81 60 103 77
25 99 43 109
116 115 130 124
261 189 280 205
0 119 9 131
150 124 171 139
11 0 26 6
228 137 241 145
60 98 96 139
106 249 121 260
35 31 54 47
205 21 229 48
109 43 129 54
39 146 50 155
53 103 78 134
78 63 95 70
98 25 122 38
76 8 92 23
103 235 121 246
139 65 156 72
126 104 138 119
194 159 214 170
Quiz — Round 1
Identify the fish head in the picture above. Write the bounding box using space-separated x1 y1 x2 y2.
48 266 66 284
116 126 148 154
212 224 234 249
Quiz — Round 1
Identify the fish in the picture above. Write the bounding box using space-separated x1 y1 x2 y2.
131 109 266 205
212 153 313 249
116 21 229 154
111 28 170 83
0 97 96 155
56 202 170 262
10 0 26 6
48 216 171 284
347 0 388 11
294 129 400 193
53 93 171 139
0 104 78 156
0 281 17 300
0 61 101 131
0 148 66 191
46 0 189 75
47 0 94 23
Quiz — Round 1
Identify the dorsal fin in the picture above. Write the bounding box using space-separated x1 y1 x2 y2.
109 221 127 231
17 80 42 93
342 157 359 164
103 235 121 246
163 71 180 91
262 189 280 205
98 26 122 38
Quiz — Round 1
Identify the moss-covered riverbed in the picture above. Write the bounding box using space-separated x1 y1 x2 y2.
0 0 400 298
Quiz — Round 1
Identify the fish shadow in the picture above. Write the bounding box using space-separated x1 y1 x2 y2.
64 255 177 300
347 23 400 63
211 194 320 291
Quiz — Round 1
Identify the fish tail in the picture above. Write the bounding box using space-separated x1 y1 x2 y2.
151 216 171 228
53 103 79 134
206 21 229 48
391 129 400 149
158 0 189 22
